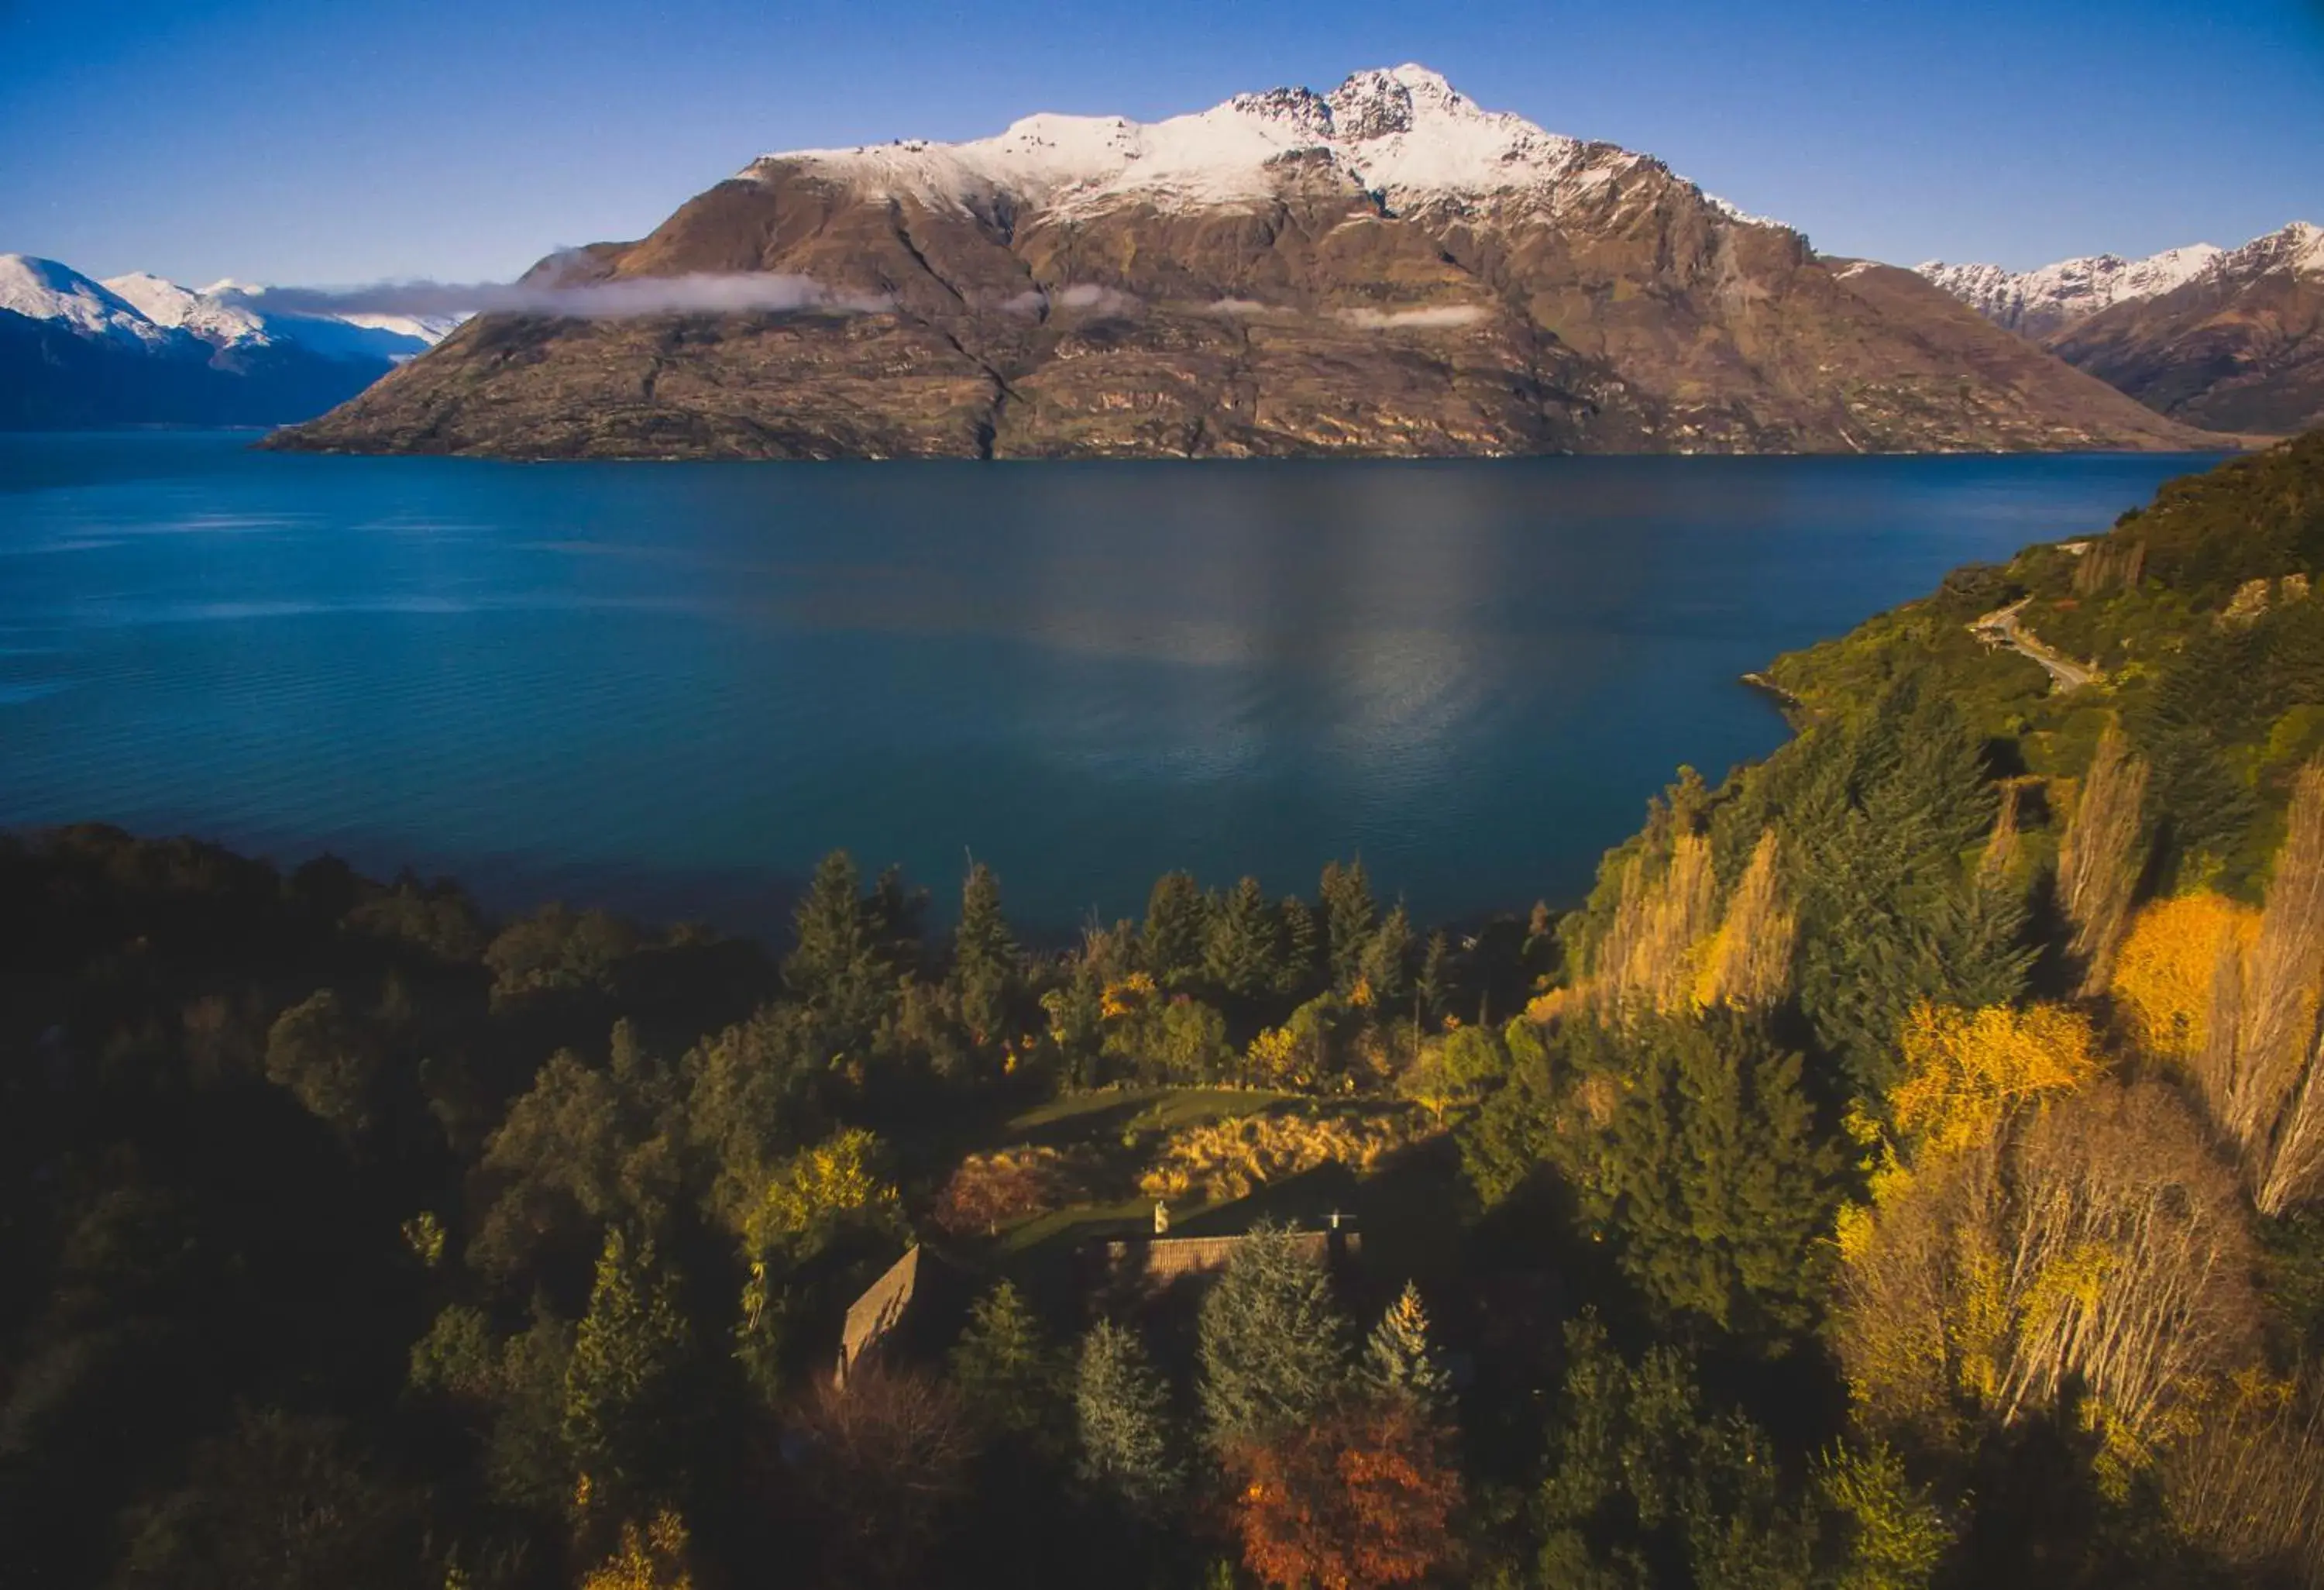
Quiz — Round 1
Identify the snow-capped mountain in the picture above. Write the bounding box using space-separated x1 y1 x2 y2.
1 253 452 430
2043 222 2324 435
751 65 1752 231
1918 223 2324 342
1917 245 2223 339
2207 220 2324 285
0 256 177 345
278 64 2211 459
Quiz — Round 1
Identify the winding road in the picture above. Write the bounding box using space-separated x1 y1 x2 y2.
1970 596 2099 693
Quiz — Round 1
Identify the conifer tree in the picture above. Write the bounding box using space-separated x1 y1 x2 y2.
564 1227 692 1514
1575 1014 1841 1351
950 1280 1058 1447
1205 876 1286 1000
784 850 893 1038
1277 895 1324 998
1198 1221 1351 1452
1074 1320 1183 1519
951 862 1019 1047
1364 1282 1451 1411
1360 904 1416 1009
1143 872 1210 987
1320 860 1378 994
1417 931 1452 1024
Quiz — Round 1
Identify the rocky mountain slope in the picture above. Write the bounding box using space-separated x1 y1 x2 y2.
0 256 449 428
2045 223 2324 435
273 66 2219 459
1920 224 2322 435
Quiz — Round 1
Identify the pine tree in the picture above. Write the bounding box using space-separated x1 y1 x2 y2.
1276 895 1324 998
1074 1320 1183 1518
1320 860 1378 995
1143 872 1211 987
1360 904 1415 1010
1417 931 1452 1025
949 1280 1057 1447
1580 1014 1842 1351
1198 1221 1350 1452
785 851 892 1039
951 862 1019 1047
564 1227 693 1515
1364 1282 1450 1411
1205 876 1285 1000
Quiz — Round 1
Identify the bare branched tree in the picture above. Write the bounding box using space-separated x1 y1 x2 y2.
1694 828 1798 1012
2058 724 2150 996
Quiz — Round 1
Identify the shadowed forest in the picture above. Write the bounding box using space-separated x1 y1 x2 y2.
5 433 2324 1590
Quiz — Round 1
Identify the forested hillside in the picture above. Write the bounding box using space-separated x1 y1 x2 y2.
4 435 2322 1590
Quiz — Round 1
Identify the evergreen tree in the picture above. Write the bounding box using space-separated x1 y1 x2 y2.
869 863 930 975
1074 1320 1183 1518
1143 872 1210 987
949 1280 1058 1447
1277 895 1324 998
1573 1014 1842 1351
784 850 894 1039
951 862 1019 1048
1360 903 1416 1010
1320 860 1378 995
1780 683 2034 1098
1417 930 1453 1025
1205 876 1286 1000
1364 1281 1451 1411
564 1227 693 1514
1538 1313 1818 1590
1197 1221 1350 1452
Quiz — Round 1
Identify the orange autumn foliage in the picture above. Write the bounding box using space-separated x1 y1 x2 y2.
1232 1400 1460 1590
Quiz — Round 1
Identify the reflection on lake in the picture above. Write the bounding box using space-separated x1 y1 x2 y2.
0 432 2214 935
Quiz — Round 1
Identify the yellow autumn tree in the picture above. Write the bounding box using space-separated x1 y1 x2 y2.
1889 1003 2103 1158
1836 1082 2261 1475
580 1510 693 1590
741 1127 900 1256
2109 893 2257 1065
2123 762 2324 1213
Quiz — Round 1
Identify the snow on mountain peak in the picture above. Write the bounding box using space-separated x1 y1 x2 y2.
0 254 171 344
1916 243 2224 336
1920 222 2322 338
104 270 274 346
3 256 452 360
2215 220 2324 280
744 67 1762 229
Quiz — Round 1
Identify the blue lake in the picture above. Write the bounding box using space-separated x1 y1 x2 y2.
0 432 2216 937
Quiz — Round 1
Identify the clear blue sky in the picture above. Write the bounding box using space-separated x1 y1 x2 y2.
3 0 2319 287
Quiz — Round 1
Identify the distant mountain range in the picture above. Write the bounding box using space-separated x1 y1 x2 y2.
0 256 455 430
271 66 2217 459
1918 223 2323 434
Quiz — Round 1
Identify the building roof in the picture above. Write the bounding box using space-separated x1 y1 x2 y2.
837 1244 921 1384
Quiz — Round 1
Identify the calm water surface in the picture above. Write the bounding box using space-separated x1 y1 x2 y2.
0 432 2215 935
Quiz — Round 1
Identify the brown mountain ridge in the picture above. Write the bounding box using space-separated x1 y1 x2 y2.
270 67 2225 460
